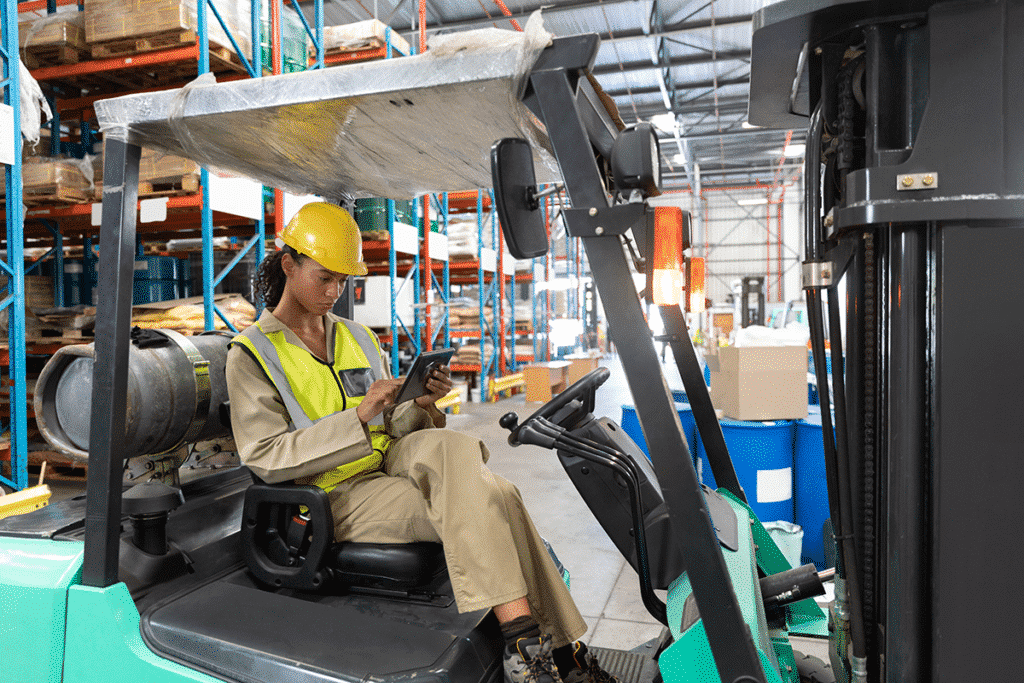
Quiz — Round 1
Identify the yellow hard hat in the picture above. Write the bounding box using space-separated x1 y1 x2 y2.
281 202 368 276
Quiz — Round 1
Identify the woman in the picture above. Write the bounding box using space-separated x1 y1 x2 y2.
226 202 615 683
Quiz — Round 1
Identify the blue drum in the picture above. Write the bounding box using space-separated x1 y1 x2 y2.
795 412 832 569
696 419 795 523
620 403 697 468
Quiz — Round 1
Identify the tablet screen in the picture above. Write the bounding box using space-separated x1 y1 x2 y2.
395 348 455 404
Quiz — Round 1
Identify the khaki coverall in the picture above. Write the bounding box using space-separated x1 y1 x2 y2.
226 309 587 647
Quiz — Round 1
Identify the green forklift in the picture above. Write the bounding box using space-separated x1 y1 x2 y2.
3 1 1020 682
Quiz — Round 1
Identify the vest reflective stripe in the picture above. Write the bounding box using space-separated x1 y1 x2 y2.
232 319 392 490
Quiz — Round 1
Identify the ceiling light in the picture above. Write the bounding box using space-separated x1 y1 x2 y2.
737 197 769 206
671 153 687 165
783 143 806 157
651 113 677 134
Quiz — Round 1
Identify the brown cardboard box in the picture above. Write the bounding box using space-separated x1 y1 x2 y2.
707 345 808 421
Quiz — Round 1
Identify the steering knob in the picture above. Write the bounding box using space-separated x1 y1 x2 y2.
499 412 520 432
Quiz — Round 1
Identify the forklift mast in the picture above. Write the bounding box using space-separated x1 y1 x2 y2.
750 2 1024 681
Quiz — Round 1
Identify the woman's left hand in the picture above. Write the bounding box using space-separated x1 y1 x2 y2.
415 365 454 408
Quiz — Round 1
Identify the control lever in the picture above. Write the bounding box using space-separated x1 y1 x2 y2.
499 412 519 433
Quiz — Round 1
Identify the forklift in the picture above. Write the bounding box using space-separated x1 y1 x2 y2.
3 1 1018 682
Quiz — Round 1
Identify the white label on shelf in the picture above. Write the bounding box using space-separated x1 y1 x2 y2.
210 173 263 220
0 104 14 166
481 248 497 272
392 221 419 255
503 255 514 276
91 203 102 226
756 467 792 504
533 263 545 280
516 259 533 271
428 232 448 261
139 197 168 223
282 192 322 224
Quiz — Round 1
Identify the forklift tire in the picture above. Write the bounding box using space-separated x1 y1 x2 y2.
793 651 835 683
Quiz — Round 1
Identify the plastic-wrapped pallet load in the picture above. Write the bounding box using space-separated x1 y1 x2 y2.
3 157 94 203
318 19 411 56
94 13 561 199
19 9 87 59
83 0 252 57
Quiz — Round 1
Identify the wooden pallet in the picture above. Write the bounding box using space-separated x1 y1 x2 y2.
24 43 87 69
139 173 200 198
90 28 199 59
21 184 91 206
91 29 248 74
29 451 87 482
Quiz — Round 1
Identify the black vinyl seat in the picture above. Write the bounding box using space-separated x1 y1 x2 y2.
241 479 447 592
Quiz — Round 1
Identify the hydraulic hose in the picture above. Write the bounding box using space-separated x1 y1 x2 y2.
804 102 868 664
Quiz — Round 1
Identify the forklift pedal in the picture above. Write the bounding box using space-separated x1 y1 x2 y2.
587 647 658 683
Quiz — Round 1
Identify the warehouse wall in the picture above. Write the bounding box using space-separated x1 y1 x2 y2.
649 176 804 307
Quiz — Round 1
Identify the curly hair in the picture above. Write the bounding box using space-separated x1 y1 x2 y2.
253 245 304 309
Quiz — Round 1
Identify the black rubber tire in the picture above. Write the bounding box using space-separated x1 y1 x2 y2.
793 651 835 683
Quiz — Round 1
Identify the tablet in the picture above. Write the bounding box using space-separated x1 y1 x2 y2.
395 348 456 404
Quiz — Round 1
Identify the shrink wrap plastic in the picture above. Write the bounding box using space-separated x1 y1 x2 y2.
95 13 561 200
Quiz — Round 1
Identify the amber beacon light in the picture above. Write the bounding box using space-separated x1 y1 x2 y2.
651 206 684 305
688 257 706 313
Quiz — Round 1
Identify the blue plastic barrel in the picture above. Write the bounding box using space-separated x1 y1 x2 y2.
696 419 795 523
621 403 697 467
795 412 832 569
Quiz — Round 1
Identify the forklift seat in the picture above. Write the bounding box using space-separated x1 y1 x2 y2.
241 480 447 592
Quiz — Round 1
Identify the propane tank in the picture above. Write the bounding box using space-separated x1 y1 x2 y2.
34 329 233 462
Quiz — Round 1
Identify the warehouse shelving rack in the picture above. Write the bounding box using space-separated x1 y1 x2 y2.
1 0 29 490
0 0 342 489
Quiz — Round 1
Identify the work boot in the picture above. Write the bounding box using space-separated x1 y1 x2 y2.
504 634 563 683
560 643 620 683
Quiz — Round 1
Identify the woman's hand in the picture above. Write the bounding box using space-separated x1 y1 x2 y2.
415 365 454 409
357 378 404 424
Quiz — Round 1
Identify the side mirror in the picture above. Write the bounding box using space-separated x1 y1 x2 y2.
490 138 549 259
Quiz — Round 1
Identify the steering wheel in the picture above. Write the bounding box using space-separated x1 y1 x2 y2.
500 367 611 446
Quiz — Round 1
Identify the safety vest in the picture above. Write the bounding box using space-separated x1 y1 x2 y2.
231 317 392 492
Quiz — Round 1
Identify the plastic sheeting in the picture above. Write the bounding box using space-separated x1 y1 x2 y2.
94 13 561 200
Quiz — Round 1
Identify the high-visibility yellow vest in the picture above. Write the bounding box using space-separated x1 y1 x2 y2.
231 317 391 492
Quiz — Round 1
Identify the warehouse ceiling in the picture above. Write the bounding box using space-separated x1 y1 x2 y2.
297 0 804 191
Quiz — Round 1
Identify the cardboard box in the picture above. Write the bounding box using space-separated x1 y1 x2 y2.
524 361 569 403
707 345 807 421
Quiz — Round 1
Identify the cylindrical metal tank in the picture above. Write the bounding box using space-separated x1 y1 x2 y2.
34 330 233 462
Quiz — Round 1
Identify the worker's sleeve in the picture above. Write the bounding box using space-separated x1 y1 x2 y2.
372 334 447 435
386 399 446 436
226 346 375 484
